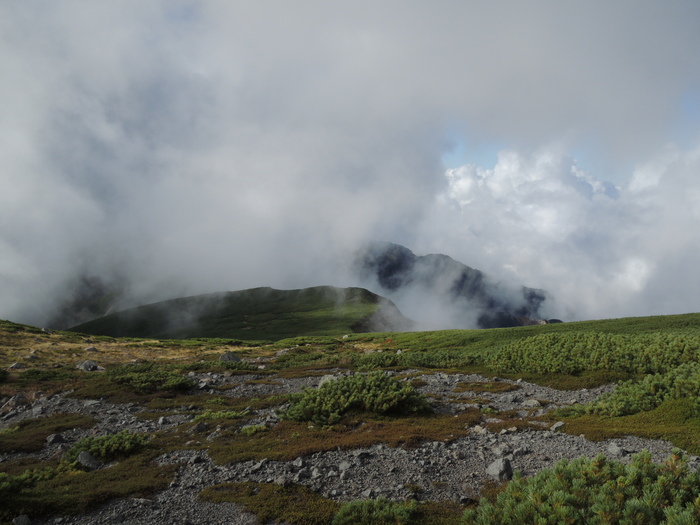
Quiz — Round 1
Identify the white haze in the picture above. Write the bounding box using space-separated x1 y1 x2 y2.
1 1 700 327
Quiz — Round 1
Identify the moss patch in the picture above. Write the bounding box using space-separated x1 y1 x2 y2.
558 398 700 453
0 451 176 521
200 482 339 525
453 381 520 394
0 413 97 453
412 501 466 524
204 410 481 464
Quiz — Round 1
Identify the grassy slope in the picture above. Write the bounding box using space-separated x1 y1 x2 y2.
68 286 396 341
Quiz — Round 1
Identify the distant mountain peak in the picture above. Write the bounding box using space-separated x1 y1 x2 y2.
354 241 549 329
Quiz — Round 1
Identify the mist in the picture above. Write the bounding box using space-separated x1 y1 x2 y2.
2 2 700 328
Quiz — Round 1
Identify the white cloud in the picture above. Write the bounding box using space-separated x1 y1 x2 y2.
419 143 700 321
2 2 700 325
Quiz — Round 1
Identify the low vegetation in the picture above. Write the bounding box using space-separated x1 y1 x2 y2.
284 371 429 426
4 311 700 524
461 450 700 524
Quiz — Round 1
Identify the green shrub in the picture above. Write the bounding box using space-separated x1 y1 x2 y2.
461 450 700 524
18 368 73 382
105 362 194 394
283 372 429 426
65 430 149 463
333 498 417 525
240 424 267 436
0 466 57 499
581 362 700 417
487 332 700 376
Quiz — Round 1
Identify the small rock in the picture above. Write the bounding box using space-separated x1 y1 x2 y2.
12 515 31 525
76 360 101 372
46 433 65 445
295 468 311 481
274 475 289 487
361 488 374 498
607 442 629 457
318 374 338 388
7 362 24 370
521 399 542 408
84 346 98 353
486 458 513 481
1 394 30 412
157 416 169 425
338 460 352 472
219 351 241 363
550 421 565 431
77 451 102 471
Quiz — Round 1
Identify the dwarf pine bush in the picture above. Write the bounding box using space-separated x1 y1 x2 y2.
486 332 700 375
461 450 700 525
105 362 194 394
65 430 149 462
283 371 429 426
583 362 700 416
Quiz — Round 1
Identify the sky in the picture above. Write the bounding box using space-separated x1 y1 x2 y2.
2 1 700 327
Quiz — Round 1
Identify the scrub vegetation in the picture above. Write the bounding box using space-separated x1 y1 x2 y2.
3 310 700 523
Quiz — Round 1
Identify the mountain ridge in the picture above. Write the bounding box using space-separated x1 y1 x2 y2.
68 285 413 341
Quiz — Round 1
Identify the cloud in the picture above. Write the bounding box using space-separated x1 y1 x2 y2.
1 2 700 326
417 143 700 321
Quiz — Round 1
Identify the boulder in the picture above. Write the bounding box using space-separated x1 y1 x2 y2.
219 351 241 363
76 360 103 372
486 458 513 481
77 451 102 471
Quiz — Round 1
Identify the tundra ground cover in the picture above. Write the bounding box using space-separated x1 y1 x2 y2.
2 312 700 523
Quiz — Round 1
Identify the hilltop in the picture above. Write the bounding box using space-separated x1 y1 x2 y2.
68 286 413 341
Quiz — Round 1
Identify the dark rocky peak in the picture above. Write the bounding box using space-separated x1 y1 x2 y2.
354 241 549 329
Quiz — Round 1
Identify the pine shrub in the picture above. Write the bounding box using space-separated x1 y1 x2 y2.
65 430 149 462
461 450 700 524
283 371 429 426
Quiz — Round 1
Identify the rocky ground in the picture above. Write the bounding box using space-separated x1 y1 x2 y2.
1 368 690 525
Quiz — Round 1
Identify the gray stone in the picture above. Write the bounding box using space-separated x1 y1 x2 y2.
317 374 338 388
46 433 65 445
361 488 374 498
219 351 241 363
550 421 565 431
486 458 513 481
7 362 25 370
12 515 31 525
1 394 30 412
607 442 628 457
274 475 289 487
338 460 352 472
77 451 102 471
84 346 98 353
76 360 101 372
521 398 542 408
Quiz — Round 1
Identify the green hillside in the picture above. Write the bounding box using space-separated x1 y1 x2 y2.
68 286 412 341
